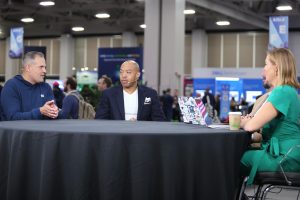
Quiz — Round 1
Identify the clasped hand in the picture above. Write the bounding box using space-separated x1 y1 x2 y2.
240 114 253 128
40 100 59 119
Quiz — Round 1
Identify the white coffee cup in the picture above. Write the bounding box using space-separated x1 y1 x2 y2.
228 112 242 131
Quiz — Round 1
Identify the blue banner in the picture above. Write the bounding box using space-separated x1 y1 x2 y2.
220 84 230 121
9 27 24 58
98 47 143 84
269 16 288 49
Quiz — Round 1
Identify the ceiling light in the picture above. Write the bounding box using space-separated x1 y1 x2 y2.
114 35 122 39
216 20 230 26
95 13 110 19
72 26 84 32
216 77 239 81
276 5 292 11
184 9 196 15
21 18 34 23
140 24 146 29
39 1 55 6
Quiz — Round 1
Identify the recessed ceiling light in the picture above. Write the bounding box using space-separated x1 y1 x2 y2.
276 5 292 11
140 24 146 29
216 20 230 26
21 18 34 23
72 26 84 32
184 9 196 15
39 1 55 6
95 13 110 19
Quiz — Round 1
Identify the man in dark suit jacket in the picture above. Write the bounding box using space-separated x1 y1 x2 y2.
95 60 165 121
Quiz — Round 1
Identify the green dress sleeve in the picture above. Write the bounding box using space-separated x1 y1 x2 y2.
267 85 293 116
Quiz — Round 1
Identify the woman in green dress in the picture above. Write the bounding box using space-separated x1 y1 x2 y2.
240 48 300 185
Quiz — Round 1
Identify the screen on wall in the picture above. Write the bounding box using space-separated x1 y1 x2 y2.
193 78 215 96
98 47 143 84
246 91 263 103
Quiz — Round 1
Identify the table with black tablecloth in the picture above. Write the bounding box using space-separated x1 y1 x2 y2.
0 120 250 200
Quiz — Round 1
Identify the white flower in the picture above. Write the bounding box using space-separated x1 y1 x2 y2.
144 97 151 104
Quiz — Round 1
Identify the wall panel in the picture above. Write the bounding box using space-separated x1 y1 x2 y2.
239 33 253 68
223 33 236 68
255 33 268 68
87 37 98 70
208 34 221 68
184 35 192 74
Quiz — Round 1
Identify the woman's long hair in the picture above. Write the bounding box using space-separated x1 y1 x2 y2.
267 48 300 89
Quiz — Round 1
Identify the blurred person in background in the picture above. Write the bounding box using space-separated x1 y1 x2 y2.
172 95 181 121
97 75 112 92
202 88 216 109
80 84 94 105
52 81 65 109
230 97 237 111
214 93 221 117
246 81 273 149
60 77 80 119
161 88 174 121
95 75 113 110
1 51 58 120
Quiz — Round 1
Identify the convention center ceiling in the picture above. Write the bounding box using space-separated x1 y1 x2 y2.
0 0 299 38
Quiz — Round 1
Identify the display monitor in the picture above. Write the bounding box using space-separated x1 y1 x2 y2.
246 91 263 104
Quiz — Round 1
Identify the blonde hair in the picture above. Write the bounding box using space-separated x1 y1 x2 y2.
267 48 300 89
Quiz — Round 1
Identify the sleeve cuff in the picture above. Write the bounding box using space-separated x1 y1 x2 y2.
32 108 42 119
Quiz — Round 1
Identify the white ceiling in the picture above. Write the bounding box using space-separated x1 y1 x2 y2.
0 0 299 38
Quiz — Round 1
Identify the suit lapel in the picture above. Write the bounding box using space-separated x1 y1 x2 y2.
137 86 145 120
116 86 125 120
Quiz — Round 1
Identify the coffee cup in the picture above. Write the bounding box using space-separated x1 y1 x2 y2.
228 112 242 130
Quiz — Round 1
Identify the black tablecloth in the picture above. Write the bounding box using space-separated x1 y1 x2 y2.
0 120 250 200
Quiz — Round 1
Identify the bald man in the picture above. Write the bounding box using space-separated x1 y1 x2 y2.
95 60 165 121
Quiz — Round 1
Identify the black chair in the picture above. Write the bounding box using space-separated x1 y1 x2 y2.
239 144 300 200
254 171 300 199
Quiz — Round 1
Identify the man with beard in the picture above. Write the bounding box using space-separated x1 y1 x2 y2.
95 60 165 121
97 75 112 92
0 51 59 120
243 76 273 147
59 76 81 119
